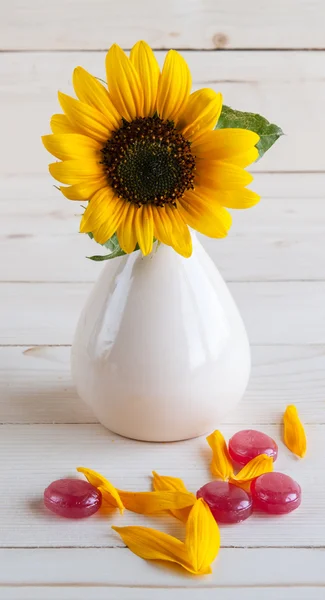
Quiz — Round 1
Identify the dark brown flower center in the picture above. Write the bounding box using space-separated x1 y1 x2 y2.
100 116 196 207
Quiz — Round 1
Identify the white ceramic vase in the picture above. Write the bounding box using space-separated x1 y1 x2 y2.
71 235 250 442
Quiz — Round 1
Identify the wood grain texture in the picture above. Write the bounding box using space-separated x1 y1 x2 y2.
1 548 325 592
1 173 324 283
1 51 324 173
2 587 325 600
1 281 324 345
1 0 324 50
1 345 324 425
0 424 323 548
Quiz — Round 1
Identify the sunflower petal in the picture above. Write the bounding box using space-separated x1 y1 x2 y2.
152 471 189 493
196 160 253 190
42 134 101 161
178 89 222 141
157 50 191 122
106 44 144 121
283 405 307 458
58 92 112 143
112 526 200 573
152 471 195 522
60 178 107 201
192 128 260 160
226 147 259 168
73 66 121 130
130 41 160 116
80 189 125 244
230 454 274 484
50 114 78 134
178 189 232 238
117 490 196 515
135 205 154 256
117 203 138 253
49 160 103 185
218 188 260 209
77 467 124 514
206 430 234 480
185 499 220 574
153 206 192 258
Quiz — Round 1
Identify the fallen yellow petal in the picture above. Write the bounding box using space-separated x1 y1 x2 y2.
77 467 124 514
185 498 220 574
112 525 207 575
283 405 307 458
152 471 189 493
152 471 196 522
117 490 196 515
206 430 234 480
230 454 273 484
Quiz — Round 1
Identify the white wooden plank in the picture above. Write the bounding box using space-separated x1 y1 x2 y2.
2 586 325 600
0 281 324 345
0 423 323 549
1 51 324 173
1 174 325 283
1 0 324 50
1 345 324 425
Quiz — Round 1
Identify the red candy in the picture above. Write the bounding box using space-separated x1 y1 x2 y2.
228 429 278 466
44 478 102 518
197 480 253 524
251 472 301 514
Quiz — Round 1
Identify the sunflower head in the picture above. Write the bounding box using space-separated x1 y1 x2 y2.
42 41 260 258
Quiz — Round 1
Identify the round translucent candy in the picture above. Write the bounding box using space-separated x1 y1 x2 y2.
44 478 102 518
228 429 278 466
197 480 253 524
251 472 301 514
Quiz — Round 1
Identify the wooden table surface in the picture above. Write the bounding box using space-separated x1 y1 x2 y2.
1 1 325 598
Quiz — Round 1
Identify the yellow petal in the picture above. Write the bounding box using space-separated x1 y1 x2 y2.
185 499 220 574
178 188 232 239
152 471 195 522
49 159 103 185
153 206 192 258
152 471 189 493
178 89 222 141
117 203 138 254
58 92 112 143
157 50 191 122
42 134 101 161
130 41 160 116
106 44 144 121
135 205 154 256
192 128 260 160
196 160 253 190
112 526 206 575
117 490 196 515
80 188 125 244
50 114 78 134
60 178 107 201
217 188 260 209
206 430 234 480
283 405 307 458
77 467 124 514
226 147 259 168
73 66 121 130
230 454 274 484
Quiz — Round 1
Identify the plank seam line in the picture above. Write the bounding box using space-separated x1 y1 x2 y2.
1 48 325 53
1 545 325 550
0 584 325 590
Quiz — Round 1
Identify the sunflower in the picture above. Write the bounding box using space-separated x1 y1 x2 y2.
42 41 260 258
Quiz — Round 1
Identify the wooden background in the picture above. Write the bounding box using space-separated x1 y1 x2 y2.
1 1 325 598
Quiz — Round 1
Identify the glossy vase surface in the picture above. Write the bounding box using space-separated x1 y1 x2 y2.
71 236 250 441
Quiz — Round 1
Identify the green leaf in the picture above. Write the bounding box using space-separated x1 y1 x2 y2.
216 105 284 159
